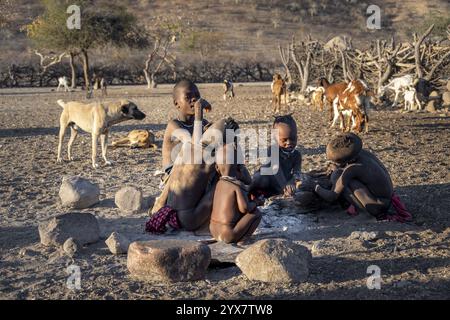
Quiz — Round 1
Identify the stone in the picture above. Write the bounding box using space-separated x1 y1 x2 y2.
105 232 130 255
59 176 100 209
63 237 79 256
114 186 143 215
38 212 100 246
348 231 382 241
426 100 436 113
442 92 450 107
235 239 311 283
127 240 211 282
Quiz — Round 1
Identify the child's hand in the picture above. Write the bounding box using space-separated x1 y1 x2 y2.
195 98 212 113
284 183 296 197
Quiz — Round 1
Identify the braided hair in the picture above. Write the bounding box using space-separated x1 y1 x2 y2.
273 114 297 130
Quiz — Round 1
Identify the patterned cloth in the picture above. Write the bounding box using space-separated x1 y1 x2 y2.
345 193 412 223
145 206 181 234
383 193 412 223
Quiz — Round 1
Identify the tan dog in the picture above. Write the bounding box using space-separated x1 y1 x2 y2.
112 130 157 149
56 99 146 168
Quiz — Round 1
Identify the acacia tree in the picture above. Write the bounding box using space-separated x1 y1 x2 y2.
143 17 181 89
27 0 146 90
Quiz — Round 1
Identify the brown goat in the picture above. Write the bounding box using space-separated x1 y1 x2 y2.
318 78 348 122
272 74 287 113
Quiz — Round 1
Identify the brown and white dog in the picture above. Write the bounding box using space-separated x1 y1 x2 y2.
56 99 146 168
112 130 157 149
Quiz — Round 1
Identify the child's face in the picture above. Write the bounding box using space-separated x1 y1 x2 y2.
174 85 201 116
275 123 297 152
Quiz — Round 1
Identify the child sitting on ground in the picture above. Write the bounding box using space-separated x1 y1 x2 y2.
210 144 263 243
250 114 301 198
314 133 411 221
161 79 211 177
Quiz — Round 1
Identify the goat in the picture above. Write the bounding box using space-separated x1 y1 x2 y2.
332 79 371 133
403 86 421 111
100 77 108 97
318 77 348 122
57 76 70 92
272 74 287 113
311 87 325 111
379 74 415 107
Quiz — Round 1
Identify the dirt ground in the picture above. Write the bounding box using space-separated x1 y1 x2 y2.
0 83 449 300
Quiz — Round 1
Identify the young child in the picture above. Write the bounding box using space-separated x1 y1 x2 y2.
210 144 262 243
314 133 411 221
250 114 301 198
161 79 211 175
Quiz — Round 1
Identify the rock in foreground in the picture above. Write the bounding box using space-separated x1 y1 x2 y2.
127 240 211 282
59 176 100 209
236 239 311 283
38 212 100 246
105 232 130 255
114 186 143 215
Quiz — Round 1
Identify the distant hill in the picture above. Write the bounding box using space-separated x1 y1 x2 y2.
1 0 448 70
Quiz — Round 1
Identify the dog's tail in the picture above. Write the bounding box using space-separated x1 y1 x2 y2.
57 99 66 108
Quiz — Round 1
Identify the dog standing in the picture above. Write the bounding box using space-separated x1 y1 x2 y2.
56 99 146 168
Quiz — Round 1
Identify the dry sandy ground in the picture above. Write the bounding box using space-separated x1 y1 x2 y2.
0 84 449 300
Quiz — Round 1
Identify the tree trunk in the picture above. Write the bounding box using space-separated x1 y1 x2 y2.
301 52 311 92
81 49 90 91
69 52 77 89
150 73 157 88
414 25 434 79
143 68 152 89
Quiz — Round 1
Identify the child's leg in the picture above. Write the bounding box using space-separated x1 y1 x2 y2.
210 211 262 244
343 179 391 218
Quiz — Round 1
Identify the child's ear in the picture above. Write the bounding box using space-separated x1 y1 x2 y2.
173 99 179 108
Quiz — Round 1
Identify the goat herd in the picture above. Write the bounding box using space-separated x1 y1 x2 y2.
271 73 425 134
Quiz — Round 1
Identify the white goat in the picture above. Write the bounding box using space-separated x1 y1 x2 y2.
403 86 421 111
57 76 70 92
379 74 415 107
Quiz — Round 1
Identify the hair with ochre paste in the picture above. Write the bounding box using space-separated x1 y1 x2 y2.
273 114 297 129
173 79 197 99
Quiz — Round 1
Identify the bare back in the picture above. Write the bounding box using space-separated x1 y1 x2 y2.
211 180 244 225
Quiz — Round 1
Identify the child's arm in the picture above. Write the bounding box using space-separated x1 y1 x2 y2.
285 152 302 195
235 188 257 214
315 164 363 202
192 100 204 145
292 151 302 177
